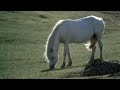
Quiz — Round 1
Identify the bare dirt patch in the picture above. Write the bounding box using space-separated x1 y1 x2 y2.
80 59 120 76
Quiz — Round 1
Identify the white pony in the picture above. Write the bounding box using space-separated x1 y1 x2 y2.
44 15 105 70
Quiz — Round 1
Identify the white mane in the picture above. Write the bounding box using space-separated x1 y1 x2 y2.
44 20 65 63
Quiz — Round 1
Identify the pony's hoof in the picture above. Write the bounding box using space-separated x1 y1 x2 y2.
67 62 72 67
61 66 65 69
88 60 94 65
61 65 66 69
85 63 92 69
67 64 72 67
61 63 66 69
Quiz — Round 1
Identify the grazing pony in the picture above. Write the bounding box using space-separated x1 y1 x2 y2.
44 15 105 70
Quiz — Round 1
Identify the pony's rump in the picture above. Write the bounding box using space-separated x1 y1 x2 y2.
85 34 97 51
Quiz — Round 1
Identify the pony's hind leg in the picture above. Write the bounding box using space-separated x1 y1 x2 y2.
88 36 97 64
89 46 96 64
98 39 103 60
96 34 103 60
61 44 67 68
67 45 72 67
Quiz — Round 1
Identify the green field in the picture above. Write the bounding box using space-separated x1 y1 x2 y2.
0 11 120 79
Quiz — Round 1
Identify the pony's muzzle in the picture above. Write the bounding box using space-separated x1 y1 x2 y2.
49 65 55 70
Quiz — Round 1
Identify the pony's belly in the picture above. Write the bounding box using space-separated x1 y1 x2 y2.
70 37 89 43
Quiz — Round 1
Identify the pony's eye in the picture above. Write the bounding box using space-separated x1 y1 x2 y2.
50 49 53 52
51 57 54 59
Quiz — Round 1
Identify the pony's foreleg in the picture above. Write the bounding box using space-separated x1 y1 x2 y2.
67 45 72 67
89 46 96 64
61 44 67 68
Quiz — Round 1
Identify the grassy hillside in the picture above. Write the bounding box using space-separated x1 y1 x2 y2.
0 11 120 79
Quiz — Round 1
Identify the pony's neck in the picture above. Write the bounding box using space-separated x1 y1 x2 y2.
45 31 60 62
45 20 64 62
48 33 60 53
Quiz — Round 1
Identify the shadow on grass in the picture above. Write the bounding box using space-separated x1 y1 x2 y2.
60 71 81 79
41 65 84 72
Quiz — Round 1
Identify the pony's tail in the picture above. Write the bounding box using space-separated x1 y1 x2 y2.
85 35 97 51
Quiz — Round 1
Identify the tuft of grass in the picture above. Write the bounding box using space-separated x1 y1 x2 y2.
39 14 48 18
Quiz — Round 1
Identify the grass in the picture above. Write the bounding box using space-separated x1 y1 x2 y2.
0 11 120 79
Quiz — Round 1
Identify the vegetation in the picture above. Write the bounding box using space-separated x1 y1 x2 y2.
0 11 120 79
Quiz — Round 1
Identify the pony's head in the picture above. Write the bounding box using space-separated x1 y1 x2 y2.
45 47 58 70
48 48 59 70
44 32 59 70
